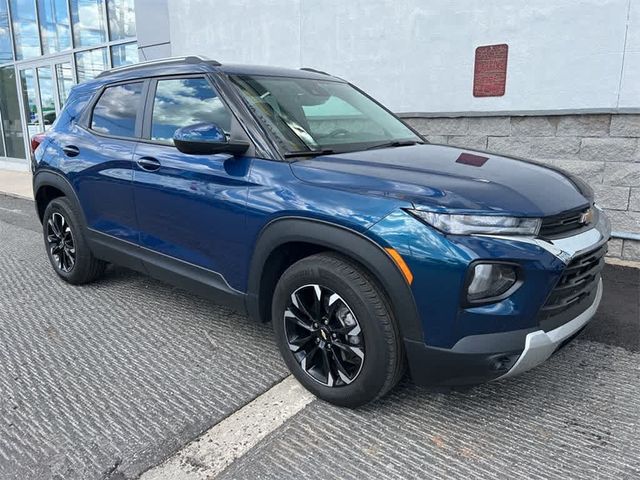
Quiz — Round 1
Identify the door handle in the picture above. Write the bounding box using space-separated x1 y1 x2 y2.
136 156 161 172
62 145 80 157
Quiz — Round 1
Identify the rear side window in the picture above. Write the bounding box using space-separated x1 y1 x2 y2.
91 82 143 137
150 78 232 143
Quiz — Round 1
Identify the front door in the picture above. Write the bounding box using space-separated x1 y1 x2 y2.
132 75 252 290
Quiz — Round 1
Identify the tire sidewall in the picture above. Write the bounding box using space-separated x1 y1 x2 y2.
273 257 395 407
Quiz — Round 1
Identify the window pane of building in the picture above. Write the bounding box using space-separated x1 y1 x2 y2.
38 0 72 54
111 41 137 67
56 62 73 106
75 47 107 81
107 0 135 40
20 68 42 139
10 0 41 59
151 78 231 143
37 66 56 129
0 116 5 156
0 2 13 63
0 66 25 158
91 82 142 137
70 0 107 47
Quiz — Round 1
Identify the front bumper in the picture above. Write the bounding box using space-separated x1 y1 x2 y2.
404 278 602 386
497 277 602 380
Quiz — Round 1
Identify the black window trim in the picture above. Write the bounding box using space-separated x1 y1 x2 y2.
83 78 149 142
139 73 253 153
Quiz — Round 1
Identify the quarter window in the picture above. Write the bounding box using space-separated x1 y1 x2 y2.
151 78 232 143
91 82 143 137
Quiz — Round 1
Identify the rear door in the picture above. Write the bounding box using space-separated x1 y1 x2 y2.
69 80 146 243
131 75 253 290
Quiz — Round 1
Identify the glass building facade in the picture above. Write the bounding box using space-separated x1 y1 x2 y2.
0 0 137 166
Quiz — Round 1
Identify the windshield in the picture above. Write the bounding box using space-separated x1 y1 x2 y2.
228 74 422 156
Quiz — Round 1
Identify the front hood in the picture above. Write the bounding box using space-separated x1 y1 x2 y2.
290 144 590 217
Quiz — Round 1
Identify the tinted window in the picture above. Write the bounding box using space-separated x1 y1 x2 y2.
91 82 143 137
151 78 231 143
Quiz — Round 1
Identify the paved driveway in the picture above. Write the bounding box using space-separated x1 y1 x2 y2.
0 195 288 479
0 193 638 479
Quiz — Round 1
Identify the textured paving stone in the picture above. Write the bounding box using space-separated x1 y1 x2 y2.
0 196 288 480
219 339 640 480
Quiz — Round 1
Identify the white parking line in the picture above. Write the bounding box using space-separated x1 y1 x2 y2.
140 376 315 480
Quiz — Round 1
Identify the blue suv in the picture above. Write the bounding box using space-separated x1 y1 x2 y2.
32 56 610 407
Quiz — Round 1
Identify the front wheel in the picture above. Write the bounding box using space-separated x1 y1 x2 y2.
272 252 405 408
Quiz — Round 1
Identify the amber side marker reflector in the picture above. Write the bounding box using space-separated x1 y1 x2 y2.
384 248 414 285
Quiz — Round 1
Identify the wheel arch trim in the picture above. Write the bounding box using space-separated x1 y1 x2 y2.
33 170 86 225
247 216 424 342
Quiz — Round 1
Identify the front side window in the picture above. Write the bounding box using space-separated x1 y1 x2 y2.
229 74 420 155
91 82 142 137
150 78 231 143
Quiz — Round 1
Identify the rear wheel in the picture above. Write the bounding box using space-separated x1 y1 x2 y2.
272 252 404 408
43 197 106 284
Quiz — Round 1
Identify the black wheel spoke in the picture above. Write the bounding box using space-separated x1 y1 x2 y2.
284 284 365 388
332 340 365 361
284 308 314 332
288 334 314 352
291 292 314 321
300 345 319 371
320 349 334 387
330 349 353 384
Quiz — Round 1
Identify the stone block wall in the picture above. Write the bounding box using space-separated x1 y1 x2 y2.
403 114 640 261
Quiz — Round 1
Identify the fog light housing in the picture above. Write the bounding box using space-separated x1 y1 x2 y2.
466 262 519 304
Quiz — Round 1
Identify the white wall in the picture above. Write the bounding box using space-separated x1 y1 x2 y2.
166 0 639 115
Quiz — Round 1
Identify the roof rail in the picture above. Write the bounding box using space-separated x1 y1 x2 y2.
299 67 331 76
97 55 221 78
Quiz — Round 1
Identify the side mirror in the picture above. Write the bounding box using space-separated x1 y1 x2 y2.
173 122 249 156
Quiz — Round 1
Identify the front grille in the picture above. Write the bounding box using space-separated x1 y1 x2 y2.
539 208 590 238
539 244 606 324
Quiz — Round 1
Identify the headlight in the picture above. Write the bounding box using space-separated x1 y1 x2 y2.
408 210 541 236
466 263 519 303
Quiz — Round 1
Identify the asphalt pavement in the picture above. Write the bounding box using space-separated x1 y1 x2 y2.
0 193 638 479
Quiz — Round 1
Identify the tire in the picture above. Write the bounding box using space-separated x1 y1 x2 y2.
42 197 106 285
272 252 405 408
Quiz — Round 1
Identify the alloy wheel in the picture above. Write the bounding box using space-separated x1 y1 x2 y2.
284 284 365 387
46 212 76 273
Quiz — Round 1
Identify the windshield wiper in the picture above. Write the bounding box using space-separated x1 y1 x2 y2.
365 140 423 151
283 149 335 159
